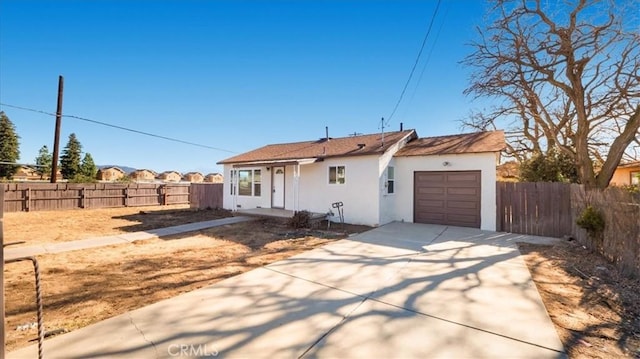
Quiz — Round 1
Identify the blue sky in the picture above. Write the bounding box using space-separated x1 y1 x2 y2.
0 0 488 174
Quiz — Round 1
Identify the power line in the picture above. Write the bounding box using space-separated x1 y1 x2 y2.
403 3 449 119
386 0 442 126
0 103 237 153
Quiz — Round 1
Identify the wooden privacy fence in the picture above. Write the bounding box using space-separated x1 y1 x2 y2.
570 185 640 277
189 183 223 210
496 182 573 237
498 181 640 277
2 183 190 212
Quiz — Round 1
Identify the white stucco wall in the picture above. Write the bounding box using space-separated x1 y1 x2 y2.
297 156 381 226
394 152 498 231
377 134 413 225
222 164 274 210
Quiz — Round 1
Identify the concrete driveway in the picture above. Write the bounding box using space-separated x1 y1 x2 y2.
10 222 566 358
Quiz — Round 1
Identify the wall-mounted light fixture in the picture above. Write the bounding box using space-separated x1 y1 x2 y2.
442 161 451 167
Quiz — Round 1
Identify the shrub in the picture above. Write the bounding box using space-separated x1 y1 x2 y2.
289 210 311 229
576 205 605 233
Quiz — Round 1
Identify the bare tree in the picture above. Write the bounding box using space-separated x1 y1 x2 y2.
463 0 640 189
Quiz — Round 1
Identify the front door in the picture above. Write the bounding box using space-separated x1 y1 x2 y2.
272 166 285 208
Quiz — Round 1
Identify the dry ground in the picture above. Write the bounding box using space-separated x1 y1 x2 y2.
5 216 370 352
5 207 640 357
520 241 640 358
3 204 232 246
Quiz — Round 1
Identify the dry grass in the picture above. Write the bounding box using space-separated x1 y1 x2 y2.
5 218 370 352
3 205 232 246
520 241 640 358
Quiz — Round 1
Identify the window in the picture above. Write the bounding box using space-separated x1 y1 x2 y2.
386 166 395 194
237 169 261 197
329 166 346 184
632 171 640 185
229 170 236 195
254 169 261 196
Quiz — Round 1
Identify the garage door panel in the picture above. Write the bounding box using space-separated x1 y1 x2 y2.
414 171 481 228
416 187 445 195
447 200 478 209
416 173 446 182
446 173 479 182
447 187 479 196
416 213 446 223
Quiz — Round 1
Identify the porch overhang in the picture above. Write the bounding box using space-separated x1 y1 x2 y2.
231 158 318 168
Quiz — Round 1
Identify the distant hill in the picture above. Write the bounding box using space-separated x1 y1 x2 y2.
98 165 137 174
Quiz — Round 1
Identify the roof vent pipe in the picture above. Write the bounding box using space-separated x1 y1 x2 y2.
400 122 403 131
325 126 329 141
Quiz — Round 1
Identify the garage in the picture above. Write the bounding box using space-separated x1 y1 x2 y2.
413 170 481 228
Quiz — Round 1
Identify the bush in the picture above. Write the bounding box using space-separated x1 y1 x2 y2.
68 174 98 183
519 149 579 183
577 205 605 233
289 210 311 229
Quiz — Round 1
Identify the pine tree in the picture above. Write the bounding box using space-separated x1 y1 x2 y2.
35 145 52 179
60 133 82 179
80 153 97 178
0 111 20 179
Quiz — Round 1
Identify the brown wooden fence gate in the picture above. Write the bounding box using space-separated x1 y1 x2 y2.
496 182 573 238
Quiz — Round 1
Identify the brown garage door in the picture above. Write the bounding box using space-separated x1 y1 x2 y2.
414 171 481 228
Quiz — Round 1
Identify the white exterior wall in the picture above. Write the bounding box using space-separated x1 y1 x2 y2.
222 164 273 210
297 156 381 226
377 134 413 225
394 152 498 231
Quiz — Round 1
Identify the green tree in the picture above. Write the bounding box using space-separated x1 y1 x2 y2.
519 149 579 183
60 133 82 179
80 153 97 178
0 111 20 179
35 145 52 180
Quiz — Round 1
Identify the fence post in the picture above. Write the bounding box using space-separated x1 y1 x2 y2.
80 187 86 209
1 188 5 358
26 187 31 212
124 187 129 207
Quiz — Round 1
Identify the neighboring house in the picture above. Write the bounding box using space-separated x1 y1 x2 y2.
610 161 640 186
129 169 157 182
204 173 224 183
13 166 40 181
497 161 519 182
157 171 182 182
218 130 505 230
183 172 204 183
97 167 126 181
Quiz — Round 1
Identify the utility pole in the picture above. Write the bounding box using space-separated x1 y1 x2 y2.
50 76 64 183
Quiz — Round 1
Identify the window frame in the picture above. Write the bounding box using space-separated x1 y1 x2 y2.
386 166 395 194
328 165 346 185
236 168 262 197
631 171 640 185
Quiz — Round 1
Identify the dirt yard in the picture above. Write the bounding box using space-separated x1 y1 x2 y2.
3 208 370 352
5 207 640 357
3 205 231 246
520 241 640 358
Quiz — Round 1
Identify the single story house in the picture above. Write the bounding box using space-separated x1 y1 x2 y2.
610 161 640 186
129 169 157 182
157 171 182 182
97 167 126 181
217 129 505 230
204 173 224 183
13 166 40 181
183 172 204 183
